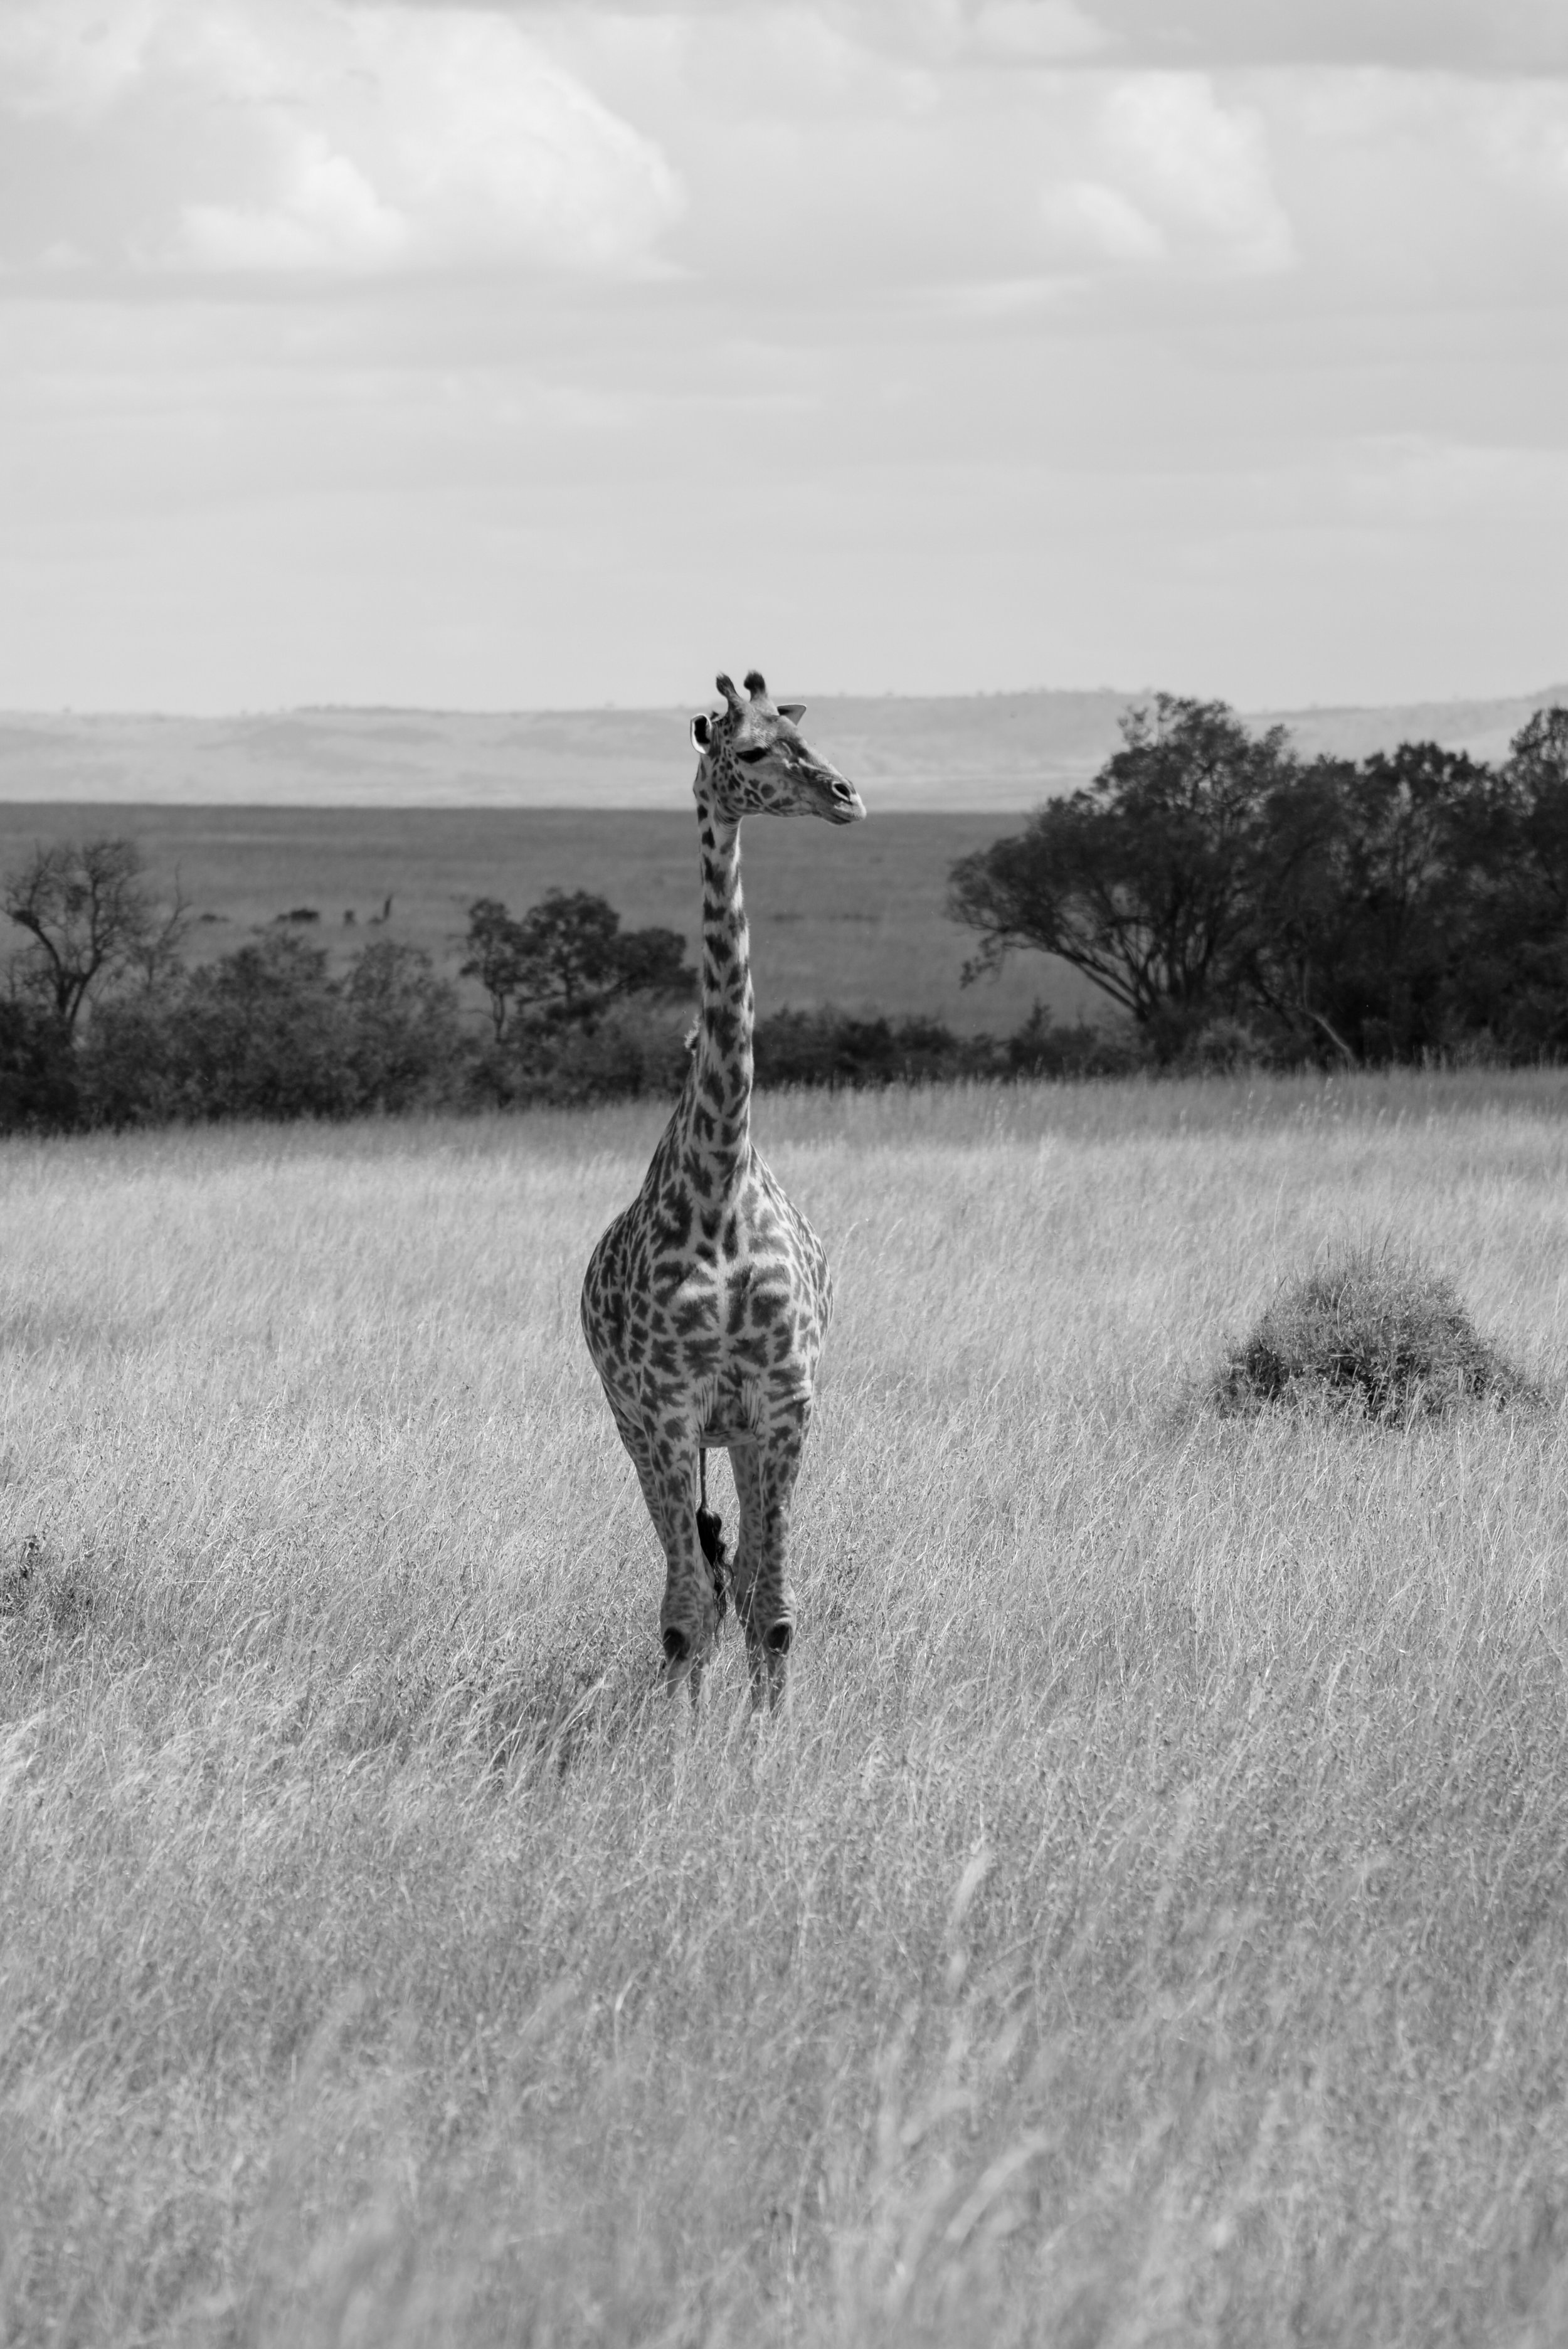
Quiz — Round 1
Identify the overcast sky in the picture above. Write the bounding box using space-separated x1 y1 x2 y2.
1 0 1564 713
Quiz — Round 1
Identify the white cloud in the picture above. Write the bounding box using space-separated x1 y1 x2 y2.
1472 80 1568 205
0 0 685 275
1018 72 1296 275
1269 67 1568 302
1095 73 1294 270
181 136 410 273
534 8 1298 291
1041 178 1165 261
339 7 685 270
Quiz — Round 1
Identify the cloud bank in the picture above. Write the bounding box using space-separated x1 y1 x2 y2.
6 1 1564 296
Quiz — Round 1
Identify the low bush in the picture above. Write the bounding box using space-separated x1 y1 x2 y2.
753 1004 1140 1089
67 935 470 1128
1003 1005 1149 1080
1175 1016 1276 1076
341 939 467 1115
1215 1243 1537 1421
753 1007 985 1088
0 1000 78 1132
474 998 694 1110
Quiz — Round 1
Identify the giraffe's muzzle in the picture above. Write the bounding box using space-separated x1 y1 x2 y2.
817 773 867 825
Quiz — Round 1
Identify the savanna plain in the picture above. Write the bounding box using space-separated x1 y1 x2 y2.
4 1073 1568 2347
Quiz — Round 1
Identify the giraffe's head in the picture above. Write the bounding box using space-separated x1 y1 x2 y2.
690 671 866 825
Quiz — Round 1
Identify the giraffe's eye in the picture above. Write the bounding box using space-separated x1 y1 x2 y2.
736 746 769 765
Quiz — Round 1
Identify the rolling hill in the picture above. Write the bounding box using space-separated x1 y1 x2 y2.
1 683 1562 814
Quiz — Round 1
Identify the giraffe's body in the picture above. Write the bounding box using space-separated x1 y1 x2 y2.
580 671 865 1701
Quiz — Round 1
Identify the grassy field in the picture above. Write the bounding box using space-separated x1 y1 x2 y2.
4 1072 1568 2345
0 803 1098 1034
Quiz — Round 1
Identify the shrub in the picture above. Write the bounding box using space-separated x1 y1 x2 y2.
0 1000 78 1132
1215 1243 1536 1422
162 931 351 1121
78 937 475 1125
754 1008 986 1088
342 941 466 1114
74 994 181 1128
1176 1016 1275 1076
473 999 692 1110
534 1000 694 1106
1004 1007 1147 1079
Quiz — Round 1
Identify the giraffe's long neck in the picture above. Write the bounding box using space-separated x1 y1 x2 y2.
683 772 753 1193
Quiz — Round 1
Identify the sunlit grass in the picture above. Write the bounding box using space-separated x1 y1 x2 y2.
4 1071 1568 2344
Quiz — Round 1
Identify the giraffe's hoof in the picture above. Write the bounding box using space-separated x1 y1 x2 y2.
763 1620 793 1657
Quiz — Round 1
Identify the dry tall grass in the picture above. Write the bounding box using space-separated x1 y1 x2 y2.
4 1072 1568 2345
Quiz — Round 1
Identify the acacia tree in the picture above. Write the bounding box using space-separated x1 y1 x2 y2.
461 889 692 1041
1503 707 1568 920
1228 745 1508 1065
1219 760 1360 1064
605 923 693 1000
1461 706 1568 1052
1332 743 1506 1059
519 888 622 1011
3 838 186 1031
948 696 1298 1056
461 898 532 1042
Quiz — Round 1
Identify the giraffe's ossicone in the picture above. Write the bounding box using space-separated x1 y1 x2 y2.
580 669 866 1705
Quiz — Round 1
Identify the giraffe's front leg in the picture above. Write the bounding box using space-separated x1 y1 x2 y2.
729 1409 806 1710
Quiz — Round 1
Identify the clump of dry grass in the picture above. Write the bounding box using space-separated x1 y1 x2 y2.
0 1532 97 1647
1215 1241 1536 1422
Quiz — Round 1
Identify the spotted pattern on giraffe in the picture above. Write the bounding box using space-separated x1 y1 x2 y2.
580 668 866 1705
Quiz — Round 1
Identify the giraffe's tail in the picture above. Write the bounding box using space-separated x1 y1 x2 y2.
696 1497 731 1625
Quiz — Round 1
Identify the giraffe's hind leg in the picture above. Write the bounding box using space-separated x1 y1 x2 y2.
621 1421 718 1697
727 1440 766 1704
729 1416 804 1710
601 1390 714 1686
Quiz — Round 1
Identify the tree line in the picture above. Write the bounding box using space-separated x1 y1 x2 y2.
0 844 1123 1132
949 697 1568 1066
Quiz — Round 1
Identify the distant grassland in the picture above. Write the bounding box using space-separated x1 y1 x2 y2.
0 802 1098 1034
4 1072 1568 2345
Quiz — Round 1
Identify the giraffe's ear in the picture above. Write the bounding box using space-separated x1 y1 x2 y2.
691 713 714 753
779 702 805 722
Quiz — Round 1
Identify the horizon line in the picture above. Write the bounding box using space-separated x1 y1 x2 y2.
4 679 1567 726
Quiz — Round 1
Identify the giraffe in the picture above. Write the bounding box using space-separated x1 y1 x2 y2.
580 669 866 1705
